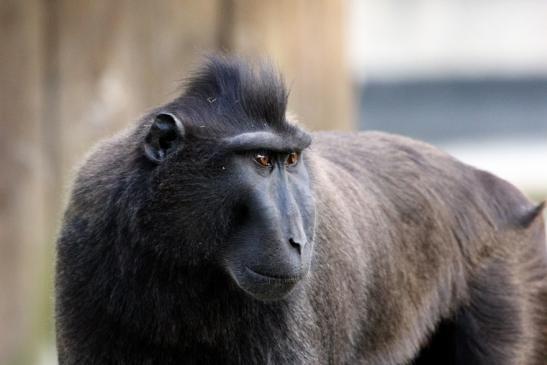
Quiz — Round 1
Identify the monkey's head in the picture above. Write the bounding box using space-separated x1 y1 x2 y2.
137 58 316 301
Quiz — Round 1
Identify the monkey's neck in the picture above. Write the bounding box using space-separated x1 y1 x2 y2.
116 264 290 347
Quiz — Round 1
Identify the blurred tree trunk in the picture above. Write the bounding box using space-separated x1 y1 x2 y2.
223 0 354 131
0 1 48 364
54 0 221 175
0 0 351 363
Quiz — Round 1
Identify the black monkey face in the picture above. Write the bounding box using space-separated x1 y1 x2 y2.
143 112 316 301
221 148 316 301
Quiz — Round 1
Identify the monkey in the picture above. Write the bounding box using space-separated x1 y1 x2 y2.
55 56 547 365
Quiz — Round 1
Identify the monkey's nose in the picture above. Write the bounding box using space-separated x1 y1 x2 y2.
288 238 304 255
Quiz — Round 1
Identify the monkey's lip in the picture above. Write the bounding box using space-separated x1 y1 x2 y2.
244 266 303 283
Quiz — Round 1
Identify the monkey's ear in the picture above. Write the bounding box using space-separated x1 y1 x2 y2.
144 113 185 163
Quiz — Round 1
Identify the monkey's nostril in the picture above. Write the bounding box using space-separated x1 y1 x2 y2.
289 238 302 255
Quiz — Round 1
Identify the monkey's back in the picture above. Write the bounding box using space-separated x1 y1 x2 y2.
311 130 544 236
308 130 547 364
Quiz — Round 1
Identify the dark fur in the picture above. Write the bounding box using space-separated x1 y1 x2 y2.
55 56 547 364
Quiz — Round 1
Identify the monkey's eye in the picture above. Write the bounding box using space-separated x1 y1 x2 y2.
254 153 272 167
286 152 299 166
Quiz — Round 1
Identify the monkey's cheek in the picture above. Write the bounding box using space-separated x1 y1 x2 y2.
231 267 302 301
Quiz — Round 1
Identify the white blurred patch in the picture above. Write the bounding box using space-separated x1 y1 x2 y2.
348 0 547 81
36 342 56 365
441 137 547 195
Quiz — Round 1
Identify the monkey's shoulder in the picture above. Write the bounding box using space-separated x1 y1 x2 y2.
63 126 144 220
311 130 450 165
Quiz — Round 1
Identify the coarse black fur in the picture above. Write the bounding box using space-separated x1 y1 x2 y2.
55 56 547 364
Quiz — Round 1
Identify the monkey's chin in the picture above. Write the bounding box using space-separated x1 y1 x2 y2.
232 266 304 301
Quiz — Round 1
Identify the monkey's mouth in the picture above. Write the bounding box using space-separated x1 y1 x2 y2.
244 266 303 284
227 263 306 301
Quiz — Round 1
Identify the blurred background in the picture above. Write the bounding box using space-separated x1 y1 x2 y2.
1 0 546 364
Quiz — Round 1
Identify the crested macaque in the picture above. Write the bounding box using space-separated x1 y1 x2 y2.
55 57 547 364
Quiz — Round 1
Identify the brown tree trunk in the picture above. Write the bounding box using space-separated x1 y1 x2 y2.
0 1 351 363
0 1 48 363
224 0 354 131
